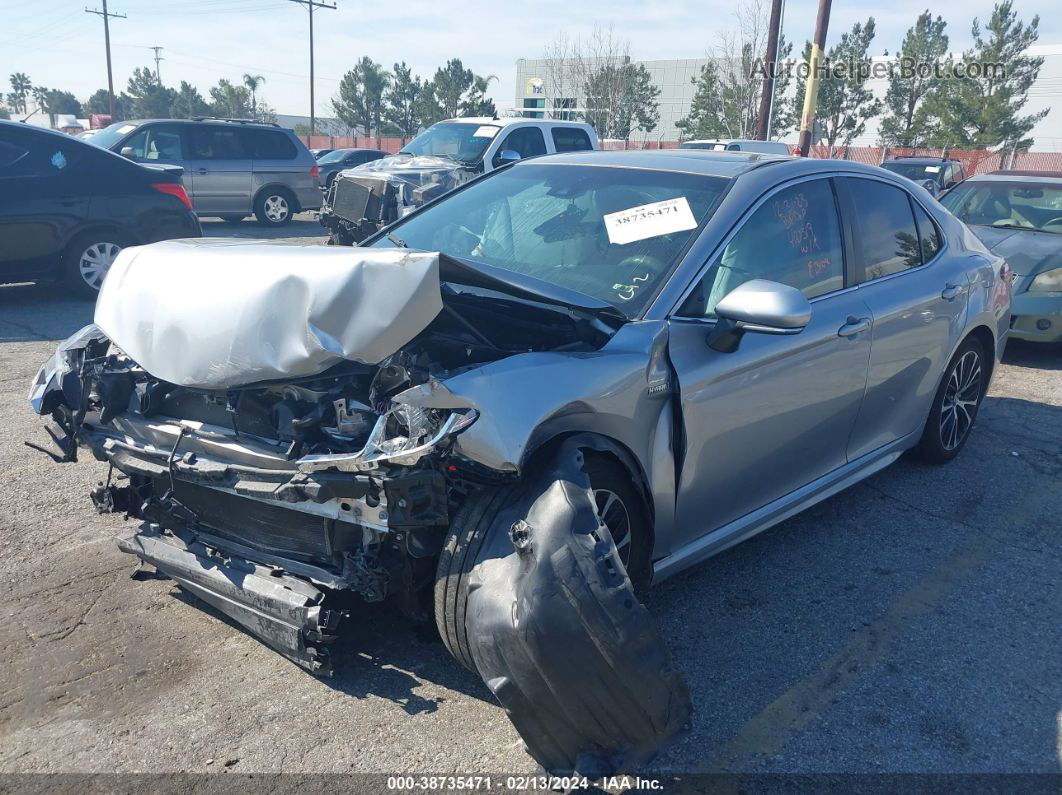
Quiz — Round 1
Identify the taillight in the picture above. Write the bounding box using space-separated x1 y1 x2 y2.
152 182 193 210
310 164 320 179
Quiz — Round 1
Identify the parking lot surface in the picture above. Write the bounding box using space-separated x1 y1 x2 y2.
0 258 1059 775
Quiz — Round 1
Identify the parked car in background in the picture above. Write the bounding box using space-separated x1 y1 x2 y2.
319 117 598 244
941 172 1062 343
87 117 320 226
880 156 967 197
316 147 388 190
0 119 200 298
679 138 792 155
30 150 1009 775
310 148 334 159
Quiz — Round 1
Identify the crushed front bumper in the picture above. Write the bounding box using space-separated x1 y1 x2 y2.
118 524 343 673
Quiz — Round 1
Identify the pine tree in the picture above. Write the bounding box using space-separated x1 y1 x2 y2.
919 1 1047 148
878 11 949 146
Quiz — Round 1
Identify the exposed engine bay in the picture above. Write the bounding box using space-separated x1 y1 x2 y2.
318 154 476 245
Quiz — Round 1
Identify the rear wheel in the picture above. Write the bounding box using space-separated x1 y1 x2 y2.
913 337 987 463
254 188 294 226
62 232 127 299
434 454 650 672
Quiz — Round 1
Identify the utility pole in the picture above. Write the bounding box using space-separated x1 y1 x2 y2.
85 1 126 120
796 0 831 157
754 0 784 141
288 0 336 137
150 46 165 84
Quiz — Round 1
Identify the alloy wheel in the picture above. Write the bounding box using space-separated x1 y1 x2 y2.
939 349 982 451
78 241 122 291
593 488 632 567
264 194 290 223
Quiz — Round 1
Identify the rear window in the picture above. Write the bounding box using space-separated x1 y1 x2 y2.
551 127 593 152
0 131 82 179
243 128 298 160
847 178 923 281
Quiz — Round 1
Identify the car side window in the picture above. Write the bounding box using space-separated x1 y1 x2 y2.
0 132 80 179
551 127 592 152
913 202 942 262
125 125 183 160
678 178 845 317
847 178 923 281
499 127 547 159
242 129 296 160
189 127 249 160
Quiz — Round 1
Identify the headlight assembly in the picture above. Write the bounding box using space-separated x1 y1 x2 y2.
1029 267 1062 293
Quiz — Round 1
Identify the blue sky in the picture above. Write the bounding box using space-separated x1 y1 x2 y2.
1 0 1058 119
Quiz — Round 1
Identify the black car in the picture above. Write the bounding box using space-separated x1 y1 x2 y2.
0 120 201 298
316 147 388 190
880 156 968 197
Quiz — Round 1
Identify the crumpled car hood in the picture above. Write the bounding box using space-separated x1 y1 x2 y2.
94 239 444 389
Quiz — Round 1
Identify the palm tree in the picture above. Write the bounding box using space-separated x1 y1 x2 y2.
243 73 265 119
8 72 32 114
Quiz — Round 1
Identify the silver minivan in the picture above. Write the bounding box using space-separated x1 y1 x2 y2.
88 118 321 226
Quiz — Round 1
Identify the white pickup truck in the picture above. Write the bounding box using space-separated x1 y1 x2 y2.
319 117 599 244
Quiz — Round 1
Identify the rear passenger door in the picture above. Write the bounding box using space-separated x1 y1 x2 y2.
839 176 970 460
184 126 253 213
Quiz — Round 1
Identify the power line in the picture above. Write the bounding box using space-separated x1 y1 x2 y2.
287 0 336 137
85 0 126 118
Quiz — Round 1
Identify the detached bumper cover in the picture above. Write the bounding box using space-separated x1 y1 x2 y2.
463 444 691 776
118 524 343 674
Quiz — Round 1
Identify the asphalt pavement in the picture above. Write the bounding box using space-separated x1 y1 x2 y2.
0 231 1059 777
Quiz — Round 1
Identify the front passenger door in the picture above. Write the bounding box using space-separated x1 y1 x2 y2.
667 177 873 545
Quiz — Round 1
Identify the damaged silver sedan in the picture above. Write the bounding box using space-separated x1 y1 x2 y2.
29 150 1010 776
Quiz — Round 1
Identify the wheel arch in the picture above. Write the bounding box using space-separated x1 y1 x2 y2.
520 430 657 561
963 324 996 395
253 182 300 213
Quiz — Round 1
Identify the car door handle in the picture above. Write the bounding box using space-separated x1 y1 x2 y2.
196 168 209 175
941 283 962 300
837 316 871 338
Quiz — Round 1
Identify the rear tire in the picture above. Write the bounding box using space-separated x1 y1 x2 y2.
62 231 128 299
434 454 651 672
254 188 294 226
913 337 987 463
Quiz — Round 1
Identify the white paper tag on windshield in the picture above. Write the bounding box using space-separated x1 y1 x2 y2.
603 197 698 245
924 165 941 173
472 125 498 138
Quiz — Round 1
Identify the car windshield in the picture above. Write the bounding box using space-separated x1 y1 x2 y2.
371 163 728 316
399 123 500 164
882 161 945 184
940 180 1062 234
85 121 141 150
318 149 356 164
680 142 726 150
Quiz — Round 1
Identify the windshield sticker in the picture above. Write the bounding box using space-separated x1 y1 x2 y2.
50 151 68 170
473 125 499 138
924 165 941 173
604 196 697 245
117 124 137 134
612 273 651 301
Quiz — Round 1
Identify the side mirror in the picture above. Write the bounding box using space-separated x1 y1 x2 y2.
493 149 521 168
120 146 137 160
707 279 812 353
